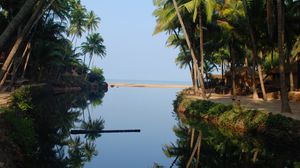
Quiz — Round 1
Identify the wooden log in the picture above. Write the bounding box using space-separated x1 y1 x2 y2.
70 129 141 134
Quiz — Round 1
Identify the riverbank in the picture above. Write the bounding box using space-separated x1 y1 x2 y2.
0 82 107 167
173 90 300 146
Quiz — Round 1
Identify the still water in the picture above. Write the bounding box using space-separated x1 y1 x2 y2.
84 87 180 167
24 86 300 167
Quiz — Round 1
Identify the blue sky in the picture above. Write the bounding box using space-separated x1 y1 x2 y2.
80 0 191 82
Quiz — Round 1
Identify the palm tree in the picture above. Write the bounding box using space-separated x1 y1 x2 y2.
277 0 292 113
86 11 100 33
242 0 267 100
172 0 207 98
0 0 36 49
153 0 201 95
81 33 106 78
80 118 105 141
183 0 216 97
68 3 87 42
0 0 55 85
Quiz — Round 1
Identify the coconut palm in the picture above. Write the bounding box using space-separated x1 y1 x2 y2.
81 33 106 78
68 2 87 42
173 0 207 97
86 11 100 33
0 0 36 49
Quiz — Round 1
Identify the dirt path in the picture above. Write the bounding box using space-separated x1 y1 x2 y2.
189 93 300 120
0 93 11 108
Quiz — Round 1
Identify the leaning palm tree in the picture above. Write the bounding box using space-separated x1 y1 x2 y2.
172 0 207 98
183 0 216 98
81 33 106 78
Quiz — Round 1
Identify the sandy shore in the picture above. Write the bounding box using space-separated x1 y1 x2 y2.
109 83 191 89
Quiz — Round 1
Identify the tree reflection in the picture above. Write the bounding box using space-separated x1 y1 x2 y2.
24 88 106 168
162 116 300 168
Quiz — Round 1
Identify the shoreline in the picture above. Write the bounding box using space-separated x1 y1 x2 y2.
109 83 191 89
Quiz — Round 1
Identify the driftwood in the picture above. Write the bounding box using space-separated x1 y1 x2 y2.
70 129 141 134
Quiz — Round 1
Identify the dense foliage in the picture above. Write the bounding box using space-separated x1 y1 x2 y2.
154 0 300 113
3 85 106 167
0 0 106 90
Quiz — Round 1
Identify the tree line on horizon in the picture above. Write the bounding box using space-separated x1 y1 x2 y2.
153 0 300 113
0 0 106 90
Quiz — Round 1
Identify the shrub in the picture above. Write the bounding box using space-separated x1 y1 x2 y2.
186 100 216 115
207 103 232 116
11 86 33 112
266 114 296 131
243 110 268 131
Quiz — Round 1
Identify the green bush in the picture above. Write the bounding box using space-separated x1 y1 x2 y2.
186 100 216 115
207 103 232 116
243 110 268 131
266 114 296 131
11 86 33 112
4 111 37 155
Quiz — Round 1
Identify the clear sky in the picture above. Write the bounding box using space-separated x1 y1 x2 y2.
80 0 191 82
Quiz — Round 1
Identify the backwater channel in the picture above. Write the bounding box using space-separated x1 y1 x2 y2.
25 86 300 168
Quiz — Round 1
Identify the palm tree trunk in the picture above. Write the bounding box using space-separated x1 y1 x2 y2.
0 0 36 49
21 43 31 78
198 4 207 98
0 60 13 87
288 56 294 91
10 42 31 87
0 0 53 83
251 50 259 99
88 55 93 70
229 44 236 99
242 0 265 100
172 0 202 97
173 29 196 89
258 51 267 100
277 0 292 113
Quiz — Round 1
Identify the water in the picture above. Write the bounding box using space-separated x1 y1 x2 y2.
107 79 191 85
84 87 180 167
18 86 300 167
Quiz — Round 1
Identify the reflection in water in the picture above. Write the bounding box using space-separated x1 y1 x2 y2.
162 115 300 168
26 89 106 168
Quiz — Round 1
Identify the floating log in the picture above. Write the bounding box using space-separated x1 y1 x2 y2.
70 129 141 134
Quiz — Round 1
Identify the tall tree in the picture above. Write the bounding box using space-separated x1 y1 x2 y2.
81 33 106 78
277 0 292 113
242 0 267 100
172 0 206 98
0 0 36 49
85 11 100 33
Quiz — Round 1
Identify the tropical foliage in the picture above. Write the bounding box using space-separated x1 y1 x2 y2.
153 0 300 113
0 0 106 90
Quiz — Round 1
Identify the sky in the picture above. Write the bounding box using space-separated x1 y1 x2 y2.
80 0 191 82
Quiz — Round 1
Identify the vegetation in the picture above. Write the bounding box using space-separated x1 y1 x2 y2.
160 115 300 167
1 85 106 167
173 92 300 140
153 0 300 113
0 0 106 91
